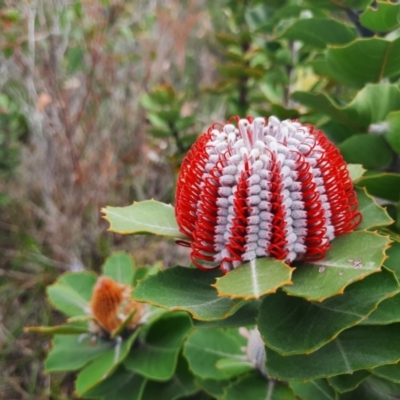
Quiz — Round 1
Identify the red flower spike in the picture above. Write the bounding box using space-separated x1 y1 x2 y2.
175 116 361 274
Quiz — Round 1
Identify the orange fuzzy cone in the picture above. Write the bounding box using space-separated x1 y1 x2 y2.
90 276 143 333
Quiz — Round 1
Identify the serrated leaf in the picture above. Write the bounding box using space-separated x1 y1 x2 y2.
45 335 113 372
290 379 337 400
360 1 400 33
133 267 243 321
328 370 371 393
75 330 139 395
339 375 400 400
259 269 399 356
357 172 400 201
102 200 186 238
276 18 356 48
284 231 390 301
194 301 259 329
46 272 96 317
183 329 246 380
102 251 135 285
326 37 400 87
266 324 400 381
355 187 393 230
347 164 366 182
124 312 192 381
360 288 400 325
339 134 393 169
224 372 296 400
214 258 293 300
385 241 400 279
372 364 400 384
292 84 400 130
141 356 197 400
133 263 161 287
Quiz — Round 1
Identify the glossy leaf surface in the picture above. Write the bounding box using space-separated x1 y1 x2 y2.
133 267 242 321
360 1 400 32
224 373 296 400
326 38 400 87
355 187 393 231
328 370 371 393
284 232 390 301
259 269 399 355
290 379 337 400
124 312 192 380
266 324 400 381
214 258 294 300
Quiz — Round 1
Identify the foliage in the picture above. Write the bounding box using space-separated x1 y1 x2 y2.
10 0 400 398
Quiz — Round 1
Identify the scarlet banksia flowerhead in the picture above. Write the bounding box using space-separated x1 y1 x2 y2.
175 116 361 274
90 276 144 334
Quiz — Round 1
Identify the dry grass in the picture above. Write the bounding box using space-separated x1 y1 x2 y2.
0 0 220 397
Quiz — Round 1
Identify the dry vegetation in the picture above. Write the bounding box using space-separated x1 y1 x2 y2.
0 1 223 398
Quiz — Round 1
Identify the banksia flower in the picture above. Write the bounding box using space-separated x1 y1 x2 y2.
90 276 144 334
175 116 361 274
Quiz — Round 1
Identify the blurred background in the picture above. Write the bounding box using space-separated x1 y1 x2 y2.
1 0 400 398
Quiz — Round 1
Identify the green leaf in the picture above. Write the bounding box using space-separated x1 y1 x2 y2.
133 267 243 321
102 251 135 285
141 356 198 400
347 164 366 182
46 272 96 317
25 321 89 335
357 172 400 201
355 187 393 231
266 324 400 381
102 200 186 238
194 301 259 329
195 378 231 399
75 330 139 395
175 116 196 131
328 370 371 393
326 37 400 87
224 372 296 400
276 18 356 48
284 231 391 301
360 293 400 326
305 0 373 10
384 241 400 279
45 335 112 372
339 375 400 400
124 312 192 381
339 135 393 170
385 110 400 154
372 364 400 384
292 84 400 130
215 358 253 377
290 379 337 400
259 269 399 355
183 329 245 380
84 367 146 400
214 258 293 300
360 1 400 33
